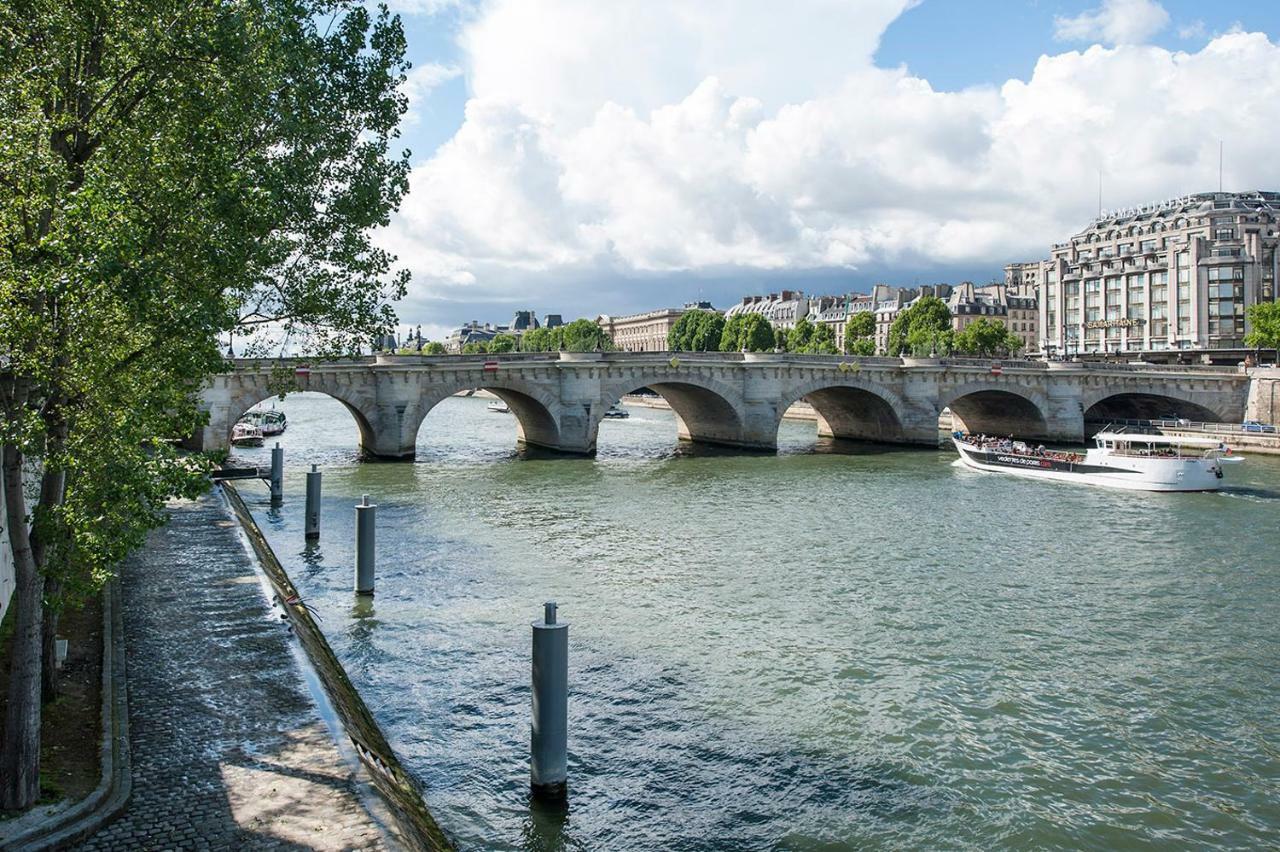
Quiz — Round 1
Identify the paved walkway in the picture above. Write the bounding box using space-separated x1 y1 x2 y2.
83 493 392 851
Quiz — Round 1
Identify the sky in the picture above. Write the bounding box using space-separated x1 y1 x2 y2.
374 0 1280 340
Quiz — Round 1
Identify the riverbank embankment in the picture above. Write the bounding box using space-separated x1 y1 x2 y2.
78 493 401 850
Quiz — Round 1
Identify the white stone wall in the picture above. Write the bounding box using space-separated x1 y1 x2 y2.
0 464 13 624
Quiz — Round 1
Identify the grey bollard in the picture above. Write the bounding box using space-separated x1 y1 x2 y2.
304 465 322 540
354 494 375 596
531 601 568 800
269 443 284 504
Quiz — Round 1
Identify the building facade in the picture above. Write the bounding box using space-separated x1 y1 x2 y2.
597 302 716 352
1033 191 1279 362
948 283 1039 355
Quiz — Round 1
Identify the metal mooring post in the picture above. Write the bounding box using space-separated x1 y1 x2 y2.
354 495 376 595
531 601 568 800
269 443 284 504
304 464 322 540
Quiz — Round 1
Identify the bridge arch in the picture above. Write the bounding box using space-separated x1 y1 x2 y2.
940 382 1051 440
1081 388 1224 427
596 372 752 450
225 382 377 453
407 377 565 457
773 377 909 444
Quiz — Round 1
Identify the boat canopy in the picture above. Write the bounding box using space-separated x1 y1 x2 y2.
1093 431 1228 448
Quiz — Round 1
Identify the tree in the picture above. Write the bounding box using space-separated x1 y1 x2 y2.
667 310 724 351
423 341 447 355
461 341 490 354
887 296 952 356
1245 302 1280 355
953 318 1024 357
843 310 876 355
719 313 775 352
520 327 553 351
488 333 518 353
807 323 838 354
1 0 410 809
788 317 815 352
557 318 614 352
847 337 877 356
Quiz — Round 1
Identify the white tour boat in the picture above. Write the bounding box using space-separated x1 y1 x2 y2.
952 430 1242 492
486 399 511 414
231 421 265 447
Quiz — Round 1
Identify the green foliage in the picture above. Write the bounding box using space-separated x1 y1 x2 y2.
846 337 877 356
953 318 1024 357
0 0 413 807
843 309 877 355
719 313 775 352
557 318 615 352
461 341 490 354
520 327 553 351
488 333 518 353
807 323 838 354
520 320 613 352
887 296 952 356
846 310 876 339
667 310 726 351
423 341 447 355
787 317 815 352
1245 302 1280 351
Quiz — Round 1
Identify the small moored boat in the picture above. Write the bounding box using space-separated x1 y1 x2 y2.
952 429 1242 492
603 404 629 419
231 421 265 447
486 400 511 414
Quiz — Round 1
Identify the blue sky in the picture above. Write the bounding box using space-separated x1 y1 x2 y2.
375 0 1280 337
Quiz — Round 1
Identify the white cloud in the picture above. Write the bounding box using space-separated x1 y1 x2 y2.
402 61 462 126
1053 0 1170 46
1177 20 1206 40
378 1 1280 312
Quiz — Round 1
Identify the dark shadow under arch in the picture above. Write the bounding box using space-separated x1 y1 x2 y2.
612 382 749 449
1084 393 1220 432
947 390 1050 440
484 386 562 451
797 386 906 444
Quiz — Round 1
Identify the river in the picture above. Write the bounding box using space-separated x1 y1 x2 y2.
230 392 1280 850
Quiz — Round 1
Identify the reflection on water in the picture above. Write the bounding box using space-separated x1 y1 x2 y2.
232 392 1280 851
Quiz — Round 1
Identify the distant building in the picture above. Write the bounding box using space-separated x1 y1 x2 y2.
510 310 540 333
1031 190 1280 362
596 302 716 352
947 282 1039 355
543 314 563 329
445 321 503 353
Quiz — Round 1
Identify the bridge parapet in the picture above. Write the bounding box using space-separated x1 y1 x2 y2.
196 353 1254 458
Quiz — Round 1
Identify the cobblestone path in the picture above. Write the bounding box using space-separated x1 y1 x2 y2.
83 492 391 851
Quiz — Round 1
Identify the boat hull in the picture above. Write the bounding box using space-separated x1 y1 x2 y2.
953 440 1225 492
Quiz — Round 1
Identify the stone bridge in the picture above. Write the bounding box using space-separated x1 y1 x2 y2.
193 352 1259 459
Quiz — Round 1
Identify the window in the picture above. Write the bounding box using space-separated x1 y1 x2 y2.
1140 239 1159 252
1207 266 1243 282
1215 228 1235 241
1151 271 1168 286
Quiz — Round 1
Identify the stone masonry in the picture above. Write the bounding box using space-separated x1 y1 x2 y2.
194 352 1254 458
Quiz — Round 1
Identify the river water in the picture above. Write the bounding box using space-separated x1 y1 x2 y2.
231 392 1280 851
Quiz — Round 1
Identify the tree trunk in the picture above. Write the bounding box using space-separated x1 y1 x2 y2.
32 415 69 705
0 441 44 811
41 583 62 704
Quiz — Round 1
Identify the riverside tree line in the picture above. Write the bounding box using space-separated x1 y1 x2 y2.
1 0 414 810
665 297 1028 358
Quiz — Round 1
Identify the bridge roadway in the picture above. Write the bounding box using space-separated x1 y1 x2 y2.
194 352 1266 459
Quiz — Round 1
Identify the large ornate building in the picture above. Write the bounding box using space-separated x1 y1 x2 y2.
597 302 716 352
1029 191 1279 362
